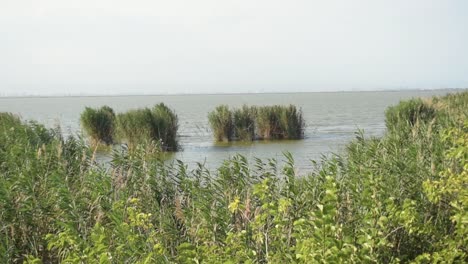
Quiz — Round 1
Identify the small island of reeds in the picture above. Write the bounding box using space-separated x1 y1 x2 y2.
80 103 179 151
208 104 305 142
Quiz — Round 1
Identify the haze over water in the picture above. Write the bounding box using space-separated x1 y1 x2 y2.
0 90 453 172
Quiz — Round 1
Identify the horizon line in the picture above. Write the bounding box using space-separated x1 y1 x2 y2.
0 87 465 99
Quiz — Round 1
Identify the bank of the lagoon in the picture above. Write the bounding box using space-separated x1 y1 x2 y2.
0 90 453 170
1 91 466 263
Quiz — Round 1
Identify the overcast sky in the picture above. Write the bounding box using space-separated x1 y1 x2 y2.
1 0 467 96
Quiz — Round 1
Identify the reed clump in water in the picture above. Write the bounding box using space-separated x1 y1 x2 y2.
233 105 256 141
256 104 304 140
209 104 304 141
208 105 233 142
80 106 116 146
152 103 179 151
116 103 179 151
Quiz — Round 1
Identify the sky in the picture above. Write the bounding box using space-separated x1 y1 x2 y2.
1 0 467 96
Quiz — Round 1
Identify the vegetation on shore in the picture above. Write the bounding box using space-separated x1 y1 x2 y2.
0 91 467 263
208 104 304 142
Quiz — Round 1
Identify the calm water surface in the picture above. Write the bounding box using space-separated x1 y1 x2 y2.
0 91 451 173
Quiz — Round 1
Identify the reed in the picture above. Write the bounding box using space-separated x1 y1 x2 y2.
1 91 466 263
256 104 304 139
80 105 116 145
232 105 256 141
116 108 157 148
116 104 179 150
385 98 436 132
209 104 304 141
208 105 233 142
152 103 179 151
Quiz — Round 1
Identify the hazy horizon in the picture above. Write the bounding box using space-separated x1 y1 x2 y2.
1 0 468 96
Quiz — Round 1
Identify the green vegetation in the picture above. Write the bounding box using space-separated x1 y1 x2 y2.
256 104 304 140
385 98 436 132
208 105 233 142
0 91 467 263
116 103 179 151
80 106 116 146
209 104 304 142
152 103 179 151
233 105 256 141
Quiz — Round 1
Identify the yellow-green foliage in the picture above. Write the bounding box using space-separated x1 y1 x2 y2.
80 106 116 145
2 91 467 263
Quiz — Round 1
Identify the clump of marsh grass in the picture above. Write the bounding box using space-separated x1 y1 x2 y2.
385 98 436 132
256 105 281 139
208 105 233 142
279 104 305 139
233 105 256 141
256 105 304 140
152 103 179 151
117 108 158 148
209 104 305 141
116 104 179 151
80 106 116 146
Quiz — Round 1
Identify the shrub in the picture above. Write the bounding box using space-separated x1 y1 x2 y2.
208 105 233 142
80 106 116 145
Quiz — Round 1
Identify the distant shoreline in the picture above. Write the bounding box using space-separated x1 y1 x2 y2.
0 88 465 99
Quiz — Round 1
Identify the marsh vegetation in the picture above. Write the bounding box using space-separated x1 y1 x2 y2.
80 103 179 151
208 104 305 142
0 92 466 263
80 106 116 146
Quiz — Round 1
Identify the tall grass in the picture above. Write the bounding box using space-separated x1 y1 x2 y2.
385 98 436 132
1 91 467 263
209 104 304 141
80 105 116 145
152 103 179 151
208 105 233 142
233 105 256 141
116 104 179 151
256 105 304 140
116 108 155 147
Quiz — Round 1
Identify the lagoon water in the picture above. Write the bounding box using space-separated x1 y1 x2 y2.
0 90 452 173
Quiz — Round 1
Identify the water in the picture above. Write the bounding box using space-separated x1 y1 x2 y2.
0 90 451 173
